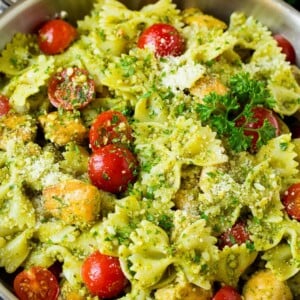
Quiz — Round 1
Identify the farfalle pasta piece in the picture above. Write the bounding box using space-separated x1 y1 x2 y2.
191 31 237 63
25 244 84 288
256 134 299 190
1 55 55 112
101 49 159 100
134 94 169 123
229 12 300 115
0 33 38 76
95 195 142 256
0 184 35 236
174 219 218 289
159 55 206 91
199 165 242 231
0 229 33 273
119 220 174 288
243 159 283 220
216 244 257 287
263 243 300 281
170 116 228 165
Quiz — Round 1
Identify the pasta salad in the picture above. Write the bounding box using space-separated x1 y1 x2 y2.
1 0 300 299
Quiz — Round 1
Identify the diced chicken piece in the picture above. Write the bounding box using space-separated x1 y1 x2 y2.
155 282 212 300
183 8 227 30
0 113 37 150
190 76 228 102
39 111 88 146
243 269 293 300
43 179 101 225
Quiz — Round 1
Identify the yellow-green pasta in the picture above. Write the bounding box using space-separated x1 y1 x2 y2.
1 0 300 299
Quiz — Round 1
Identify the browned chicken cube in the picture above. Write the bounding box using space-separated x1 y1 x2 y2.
43 179 102 225
0 113 37 150
190 76 227 102
39 111 88 146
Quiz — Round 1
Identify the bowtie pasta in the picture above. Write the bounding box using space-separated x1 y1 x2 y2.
1 0 300 299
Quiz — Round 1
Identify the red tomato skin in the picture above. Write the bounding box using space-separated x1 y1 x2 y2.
48 67 95 110
235 107 280 152
89 111 133 151
88 144 139 194
81 251 128 299
137 23 185 57
282 183 300 221
0 95 10 116
274 34 296 64
212 286 242 300
218 221 250 249
13 266 59 300
38 19 77 55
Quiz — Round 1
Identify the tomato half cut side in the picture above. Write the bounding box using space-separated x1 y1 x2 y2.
235 106 280 152
137 23 185 57
38 19 77 55
0 94 10 116
212 286 242 300
89 110 133 151
282 183 300 221
81 251 128 299
273 34 296 65
48 67 95 110
88 144 139 194
13 266 59 300
218 220 250 249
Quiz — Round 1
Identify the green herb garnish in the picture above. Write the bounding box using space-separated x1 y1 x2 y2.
195 72 276 152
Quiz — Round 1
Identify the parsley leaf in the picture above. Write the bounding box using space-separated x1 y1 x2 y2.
195 72 277 152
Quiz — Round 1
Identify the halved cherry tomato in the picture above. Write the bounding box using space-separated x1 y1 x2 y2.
81 251 128 299
282 183 300 221
88 144 139 194
137 23 185 57
89 110 133 151
48 67 95 110
0 95 10 116
212 286 242 300
38 19 77 55
274 34 296 64
218 221 250 249
235 107 280 152
13 266 59 300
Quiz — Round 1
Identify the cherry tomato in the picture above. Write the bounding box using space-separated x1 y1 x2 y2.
48 67 95 110
282 183 300 221
38 19 77 55
212 286 242 300
13 266 59 300
274 34 296 64
81 251 128 299
89 111 133 151
0 95 10 116
88 144 139 194
137 23 185 57
218 221 250 249
235 107 280 152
